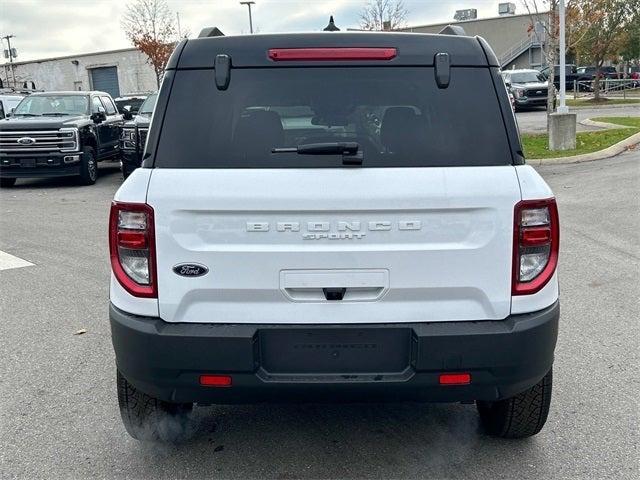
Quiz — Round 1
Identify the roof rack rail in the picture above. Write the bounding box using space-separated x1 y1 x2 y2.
439 25 467 36
198 27 225 38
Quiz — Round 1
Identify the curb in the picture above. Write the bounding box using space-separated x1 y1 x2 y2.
527 131 640 165
567 102 640 110
579 118 634 129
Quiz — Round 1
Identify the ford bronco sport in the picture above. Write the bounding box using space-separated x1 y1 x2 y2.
109 29 560 441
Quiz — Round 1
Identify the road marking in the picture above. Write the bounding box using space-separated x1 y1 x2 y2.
0 250 34 271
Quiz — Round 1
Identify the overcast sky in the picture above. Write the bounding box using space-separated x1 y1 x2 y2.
1 0 508 62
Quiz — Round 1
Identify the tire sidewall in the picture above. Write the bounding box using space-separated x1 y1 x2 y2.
80 147 97 185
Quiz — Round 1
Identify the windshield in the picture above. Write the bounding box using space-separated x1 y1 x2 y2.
13 95 89 116
155 67 512 168
138 93 158 115
510 72 546 83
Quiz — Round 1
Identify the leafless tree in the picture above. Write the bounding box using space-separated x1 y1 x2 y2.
359 0 408 31
121 0 177 87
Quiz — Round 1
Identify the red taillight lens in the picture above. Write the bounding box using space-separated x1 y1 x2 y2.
109 202 157 298
199 375 232 387
268 47 397 61
439 373 471 385
512 198 559 295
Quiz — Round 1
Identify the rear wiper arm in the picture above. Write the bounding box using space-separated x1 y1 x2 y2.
41 112 70 116
272 142 362 166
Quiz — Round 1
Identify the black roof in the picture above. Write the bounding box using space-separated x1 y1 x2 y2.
167 32 498 70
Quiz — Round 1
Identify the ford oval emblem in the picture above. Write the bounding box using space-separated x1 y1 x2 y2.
17 137 36 145
173 263 209 277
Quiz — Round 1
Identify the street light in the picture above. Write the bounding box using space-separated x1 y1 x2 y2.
240 1 255 34
558 0 568 113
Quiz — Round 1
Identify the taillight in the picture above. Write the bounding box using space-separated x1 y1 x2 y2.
512 198 559 295
109 202 157 298
268 47 397 61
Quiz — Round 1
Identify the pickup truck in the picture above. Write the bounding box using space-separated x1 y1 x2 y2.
0 91 122 186
110 29 560 442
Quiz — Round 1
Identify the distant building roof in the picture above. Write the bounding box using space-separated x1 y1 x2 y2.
402 11 547 32
2 47 141 67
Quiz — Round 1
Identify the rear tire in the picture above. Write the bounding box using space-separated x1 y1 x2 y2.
79 147 98 185
477 369 552 439
0 178 16 188
117 370 193 442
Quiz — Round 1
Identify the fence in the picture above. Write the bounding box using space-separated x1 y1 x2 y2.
573 79 640 99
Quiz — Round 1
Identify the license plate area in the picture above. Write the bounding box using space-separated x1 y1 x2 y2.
20 158 36 168
259 328 412 376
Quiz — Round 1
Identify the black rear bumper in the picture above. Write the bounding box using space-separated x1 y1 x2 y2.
110 302 559 404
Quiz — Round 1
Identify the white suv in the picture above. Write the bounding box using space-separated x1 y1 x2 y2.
109 29 560 442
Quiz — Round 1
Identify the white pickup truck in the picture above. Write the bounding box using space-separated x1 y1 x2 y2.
109 29 560 442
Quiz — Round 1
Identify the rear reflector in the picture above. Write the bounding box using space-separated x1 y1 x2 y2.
268 47 397 61
439 373 471 385
199 375 233 387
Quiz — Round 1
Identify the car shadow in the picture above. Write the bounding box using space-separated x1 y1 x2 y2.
4 162 122 189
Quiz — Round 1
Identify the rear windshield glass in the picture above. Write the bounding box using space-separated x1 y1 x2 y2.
155 67 511 168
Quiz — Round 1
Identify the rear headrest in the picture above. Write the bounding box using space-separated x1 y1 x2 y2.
381 107 420 153
233 110 284 156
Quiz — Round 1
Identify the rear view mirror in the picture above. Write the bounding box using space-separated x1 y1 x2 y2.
91 111 107 124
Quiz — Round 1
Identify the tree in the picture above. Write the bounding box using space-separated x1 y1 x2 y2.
359 0 408 31
122 0 177 87
618 10 640 65
572 0 638 100
522 0 594 114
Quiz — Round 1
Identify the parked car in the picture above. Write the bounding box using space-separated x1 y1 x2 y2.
0 94 24 119
0 91 123 187
114 94 148 115
120 92 157 178
576 66 620 80
502 69 548 109
538 64 579 90
110 30 560 442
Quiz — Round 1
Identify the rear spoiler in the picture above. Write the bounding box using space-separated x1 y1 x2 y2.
439 25 467 36
199 27 225 38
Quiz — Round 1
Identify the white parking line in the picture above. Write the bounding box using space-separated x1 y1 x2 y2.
0 250 34 271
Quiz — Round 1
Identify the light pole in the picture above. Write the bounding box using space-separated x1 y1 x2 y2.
2 34 17 88
240 1 255 34
557 0 568 114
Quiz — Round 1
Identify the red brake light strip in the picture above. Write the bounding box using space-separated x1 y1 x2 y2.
268 47 397 61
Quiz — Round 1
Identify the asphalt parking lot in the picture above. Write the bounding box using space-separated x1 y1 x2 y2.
1 152 639 479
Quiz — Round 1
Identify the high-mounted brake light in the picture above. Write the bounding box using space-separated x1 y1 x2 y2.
268 47 397 61
109 202 157 298
512 198 559 295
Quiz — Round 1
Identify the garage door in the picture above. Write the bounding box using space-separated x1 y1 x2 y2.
90 67 120 98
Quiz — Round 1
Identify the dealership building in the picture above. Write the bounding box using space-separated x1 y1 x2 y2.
400 5 547 70
1 47 157 98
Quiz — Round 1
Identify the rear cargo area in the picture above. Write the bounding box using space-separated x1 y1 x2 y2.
147 166 521 324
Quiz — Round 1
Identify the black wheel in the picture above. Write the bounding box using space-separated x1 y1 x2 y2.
117 370 194 442
477 369 552 439
0 178 16 188
79 147 98 185
121 163 135 180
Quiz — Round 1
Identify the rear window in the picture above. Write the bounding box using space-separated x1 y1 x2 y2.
155 67 511 168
